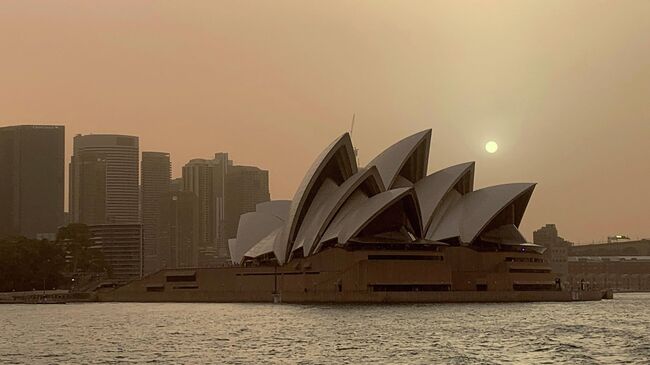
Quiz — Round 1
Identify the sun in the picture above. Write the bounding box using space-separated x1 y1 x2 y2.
485 141 498 154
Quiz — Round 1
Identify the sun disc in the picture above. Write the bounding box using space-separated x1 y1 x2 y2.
485 141 498 154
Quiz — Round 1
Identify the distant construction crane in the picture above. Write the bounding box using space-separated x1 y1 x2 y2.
350 113 360 165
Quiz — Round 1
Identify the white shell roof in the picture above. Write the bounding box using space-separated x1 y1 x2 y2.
229 130 539 265
229 212 284 264
336 187 422 244
227 239 238 263
245 227 283 259
318 189 370 247
293 167 385 256
256 200 291 221
392 175 414 188
292 177 339 253
428 183 536 243
480 223 527 244
278 133 358 264
425 190 462 240
366 129 431 189
414 162 475 234
274 228 290 265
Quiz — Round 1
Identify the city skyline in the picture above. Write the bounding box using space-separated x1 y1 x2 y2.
0 125 272 272
0 122 647 244
2 1 649 244
1 3 649 362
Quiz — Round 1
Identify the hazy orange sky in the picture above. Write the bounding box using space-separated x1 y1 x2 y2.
1 1 649 243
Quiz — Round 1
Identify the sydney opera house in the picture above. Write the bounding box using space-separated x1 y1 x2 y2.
103 130 602 302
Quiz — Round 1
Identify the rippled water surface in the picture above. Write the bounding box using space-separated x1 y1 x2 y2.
1 293 650 364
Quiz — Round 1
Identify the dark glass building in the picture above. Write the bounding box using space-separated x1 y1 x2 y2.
224 165 270 252
141 152 171 274
0 125 64 239
160 191 198 269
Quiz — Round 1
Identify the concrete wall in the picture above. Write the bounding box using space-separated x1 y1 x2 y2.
97 247 577 303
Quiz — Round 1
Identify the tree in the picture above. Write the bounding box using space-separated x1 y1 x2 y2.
0 225 114 292
0 237 66 292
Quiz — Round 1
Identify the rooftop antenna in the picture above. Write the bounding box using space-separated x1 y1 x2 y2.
350 113 360 165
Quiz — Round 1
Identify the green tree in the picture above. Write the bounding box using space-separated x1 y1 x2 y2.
0 237 66 292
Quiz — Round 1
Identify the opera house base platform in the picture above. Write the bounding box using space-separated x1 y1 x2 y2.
98 247 604 303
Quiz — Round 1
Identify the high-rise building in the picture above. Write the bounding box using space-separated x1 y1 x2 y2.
533 224 572 280
141 152 171 274
75 152 108 224
224 165 270 254
87 223 143 282
0 125 64 239
160 191 198 268
182 153 229 266
180 153 270 266
70 134 139 225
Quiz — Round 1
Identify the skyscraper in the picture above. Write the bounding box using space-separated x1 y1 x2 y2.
160 190 198 268
0 125 64 239
75 152 107 224
182 153 229 266
224 165 270 254
70 134 140 224
141 151 171 274
180 153 270 265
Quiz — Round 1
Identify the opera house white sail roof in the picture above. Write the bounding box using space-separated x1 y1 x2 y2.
229 130 543 265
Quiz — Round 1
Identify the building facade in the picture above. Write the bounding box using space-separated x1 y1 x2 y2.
224 165 270 256
75 152 108 224
159 191 198 269
181 153 270 266
568 239 650 291
88 223 143 282
70 134 140 225
181 153 229 266
568 256 650 292
0 125 65 239
533 224 572 280
170 177 183 192
141 152 171 274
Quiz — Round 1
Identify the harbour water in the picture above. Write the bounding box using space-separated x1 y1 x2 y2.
1 293 649 364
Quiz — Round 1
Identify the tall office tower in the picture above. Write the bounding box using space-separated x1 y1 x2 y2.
224 165 270 255
182 153 229 267
0 125 64 239
141 152 171 274
87 223 143 282
160 191 198 268
76 152 108 224
181 153 270 265
70 134 140 225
